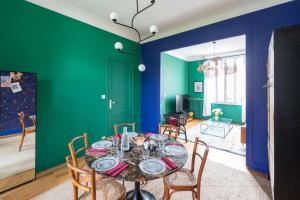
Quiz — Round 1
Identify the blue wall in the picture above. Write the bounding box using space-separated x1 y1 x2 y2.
0 71 36 136
141 1 300 173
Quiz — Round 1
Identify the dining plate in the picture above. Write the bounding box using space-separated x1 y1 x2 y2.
91 156 119 172
150 134 168 141
91 140 112 149
165 145 186 156
139 159 166 175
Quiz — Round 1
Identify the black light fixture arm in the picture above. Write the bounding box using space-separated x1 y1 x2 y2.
114 21 141 41
131 0 155 27
139 33 155 43
117 49 138 56
112 0 156 43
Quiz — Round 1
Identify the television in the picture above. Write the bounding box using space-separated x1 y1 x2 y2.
176 94 189 113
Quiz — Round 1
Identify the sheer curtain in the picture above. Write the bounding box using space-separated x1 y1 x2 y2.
202 68 217 117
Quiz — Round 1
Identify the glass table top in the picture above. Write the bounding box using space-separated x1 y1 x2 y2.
202 117 232 128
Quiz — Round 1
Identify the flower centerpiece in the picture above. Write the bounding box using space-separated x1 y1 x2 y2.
212 108 223 121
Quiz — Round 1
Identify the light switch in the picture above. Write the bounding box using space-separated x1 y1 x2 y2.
101 95 106 99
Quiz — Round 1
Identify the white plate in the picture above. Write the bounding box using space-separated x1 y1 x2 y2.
91 156 119 172
165 145 186 156
91 140 112 149
139 159 166 175
150 134 168 141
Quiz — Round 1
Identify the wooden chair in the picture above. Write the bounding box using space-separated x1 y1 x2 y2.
114 122 135 137
18 112 36 151
68 133 89 167
163 137 209 200
66 156 126 200
159 123 178 140
162 114 188 143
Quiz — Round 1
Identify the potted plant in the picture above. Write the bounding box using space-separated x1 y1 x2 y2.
212 108 223 121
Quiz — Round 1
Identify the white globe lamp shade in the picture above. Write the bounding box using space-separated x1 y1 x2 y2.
114 42 123 51
110 12 119 22
149 25 158 34
138 64 146 72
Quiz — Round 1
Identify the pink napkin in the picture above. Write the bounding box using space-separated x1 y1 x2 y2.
111 164 129 177
162 157 177 170
161 158 173 170
105 162 126 175
116 134 122 139
88 148 107 152
166 142 184 147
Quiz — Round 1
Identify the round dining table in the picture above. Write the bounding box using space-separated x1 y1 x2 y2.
85 135 188 200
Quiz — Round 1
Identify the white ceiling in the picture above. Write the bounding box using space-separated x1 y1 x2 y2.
164 35 246 61
27 0 291 43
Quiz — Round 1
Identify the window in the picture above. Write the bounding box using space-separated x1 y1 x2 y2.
216 56 245 104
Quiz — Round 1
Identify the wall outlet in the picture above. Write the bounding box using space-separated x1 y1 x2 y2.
101 95 106 99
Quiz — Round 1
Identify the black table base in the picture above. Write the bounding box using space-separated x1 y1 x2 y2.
126 181 156 200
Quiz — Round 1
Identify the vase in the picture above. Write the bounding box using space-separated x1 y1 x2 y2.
214 116 219 121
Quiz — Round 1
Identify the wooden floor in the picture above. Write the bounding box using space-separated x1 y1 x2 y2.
0 158 85 200
0 132 267 200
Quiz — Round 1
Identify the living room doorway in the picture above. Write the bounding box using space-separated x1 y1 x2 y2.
160 35 246 156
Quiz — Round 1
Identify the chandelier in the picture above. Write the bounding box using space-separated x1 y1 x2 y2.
110 0 158 43
198 41 221 73
110 0 158 72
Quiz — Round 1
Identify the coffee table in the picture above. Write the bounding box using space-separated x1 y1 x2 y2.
200 117 233 138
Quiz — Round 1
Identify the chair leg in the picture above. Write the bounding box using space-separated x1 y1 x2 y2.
18 131 26 152
163 185 167 200
165 187 171 200
192 191 196 200
181 126 187 143
72 184 79 200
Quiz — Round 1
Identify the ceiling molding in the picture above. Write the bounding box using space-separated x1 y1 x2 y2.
26 0 292 44
142 0 292 43
26 0 139 42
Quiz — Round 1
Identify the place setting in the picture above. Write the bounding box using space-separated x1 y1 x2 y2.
86 132 187 180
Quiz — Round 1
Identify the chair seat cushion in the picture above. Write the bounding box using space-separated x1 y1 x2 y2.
79 178 125 200
164 168 196 187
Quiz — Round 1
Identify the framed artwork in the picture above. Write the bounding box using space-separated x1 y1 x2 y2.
194 81 203 93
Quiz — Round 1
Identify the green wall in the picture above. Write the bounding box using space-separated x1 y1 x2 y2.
211 103 244 124
160 53 188 119
0 1 141 172
160 56 244 124
188 60 205 118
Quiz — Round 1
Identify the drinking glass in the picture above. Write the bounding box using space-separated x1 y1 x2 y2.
113 137 119 147
117 148 124 162
143 149 150 159
158 140 166 152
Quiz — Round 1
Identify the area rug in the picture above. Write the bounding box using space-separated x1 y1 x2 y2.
32 158 271 200
179 124 246 156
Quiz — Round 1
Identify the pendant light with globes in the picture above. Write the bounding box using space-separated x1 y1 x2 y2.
111 0 158 72
198 41 221 74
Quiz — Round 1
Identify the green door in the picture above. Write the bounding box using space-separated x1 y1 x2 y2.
108 60 134 135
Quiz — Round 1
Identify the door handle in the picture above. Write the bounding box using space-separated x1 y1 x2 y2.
109 99 117 110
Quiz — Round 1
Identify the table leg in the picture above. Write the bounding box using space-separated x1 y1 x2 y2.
126 181 156 200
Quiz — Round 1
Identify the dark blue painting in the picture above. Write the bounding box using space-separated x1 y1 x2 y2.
0 71 36 136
